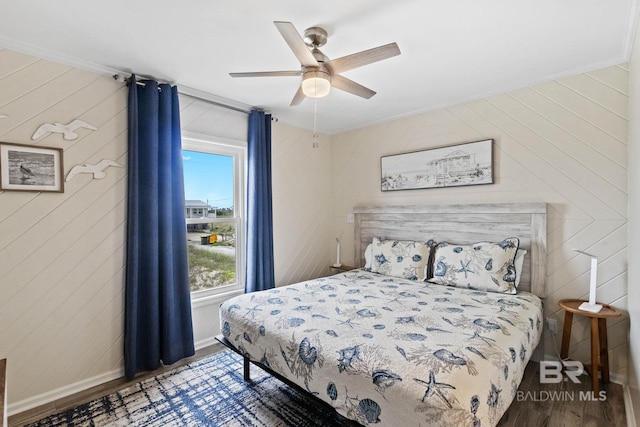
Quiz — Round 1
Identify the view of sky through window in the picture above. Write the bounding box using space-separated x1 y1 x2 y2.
182 150 233 208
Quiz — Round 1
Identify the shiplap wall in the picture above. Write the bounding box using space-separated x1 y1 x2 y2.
178 99 333 346
178 95 333 288
0 47 333 411
626 19 640 421
0 45 631 412
330 64 629 381
271 124 332 287
0 48 129 407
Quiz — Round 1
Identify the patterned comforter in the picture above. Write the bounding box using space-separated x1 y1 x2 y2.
219 269 543 426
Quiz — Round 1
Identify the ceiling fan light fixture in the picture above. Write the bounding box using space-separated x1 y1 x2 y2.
230 22 400 106
301 70 331 98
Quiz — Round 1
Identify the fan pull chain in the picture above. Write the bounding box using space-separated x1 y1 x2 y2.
312 99 319 148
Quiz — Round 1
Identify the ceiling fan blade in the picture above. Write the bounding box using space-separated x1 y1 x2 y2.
290 85 306 106
230 71 301 78
274 21 319 67
331 75 376 99
326 42 401 74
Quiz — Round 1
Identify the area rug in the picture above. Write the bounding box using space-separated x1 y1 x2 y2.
26 350 357 426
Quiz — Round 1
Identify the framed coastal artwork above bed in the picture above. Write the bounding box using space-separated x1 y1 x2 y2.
381 138 493 191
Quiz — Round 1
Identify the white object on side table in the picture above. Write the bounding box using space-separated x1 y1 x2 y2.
333 237 342 268
572 249 602 313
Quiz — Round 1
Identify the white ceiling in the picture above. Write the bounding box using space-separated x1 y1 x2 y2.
0 0 637 134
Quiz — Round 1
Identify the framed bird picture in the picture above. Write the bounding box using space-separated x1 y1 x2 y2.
0 142 64 192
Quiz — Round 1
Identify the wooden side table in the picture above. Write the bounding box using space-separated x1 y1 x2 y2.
558 299 621 395
329 265 356 275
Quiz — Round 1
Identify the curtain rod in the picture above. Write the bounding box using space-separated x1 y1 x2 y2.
113 74 253 115
180 90 252 115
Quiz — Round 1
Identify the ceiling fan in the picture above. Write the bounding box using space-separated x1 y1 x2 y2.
230 21 401 106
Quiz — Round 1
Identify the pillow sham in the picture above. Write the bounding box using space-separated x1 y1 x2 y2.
370 237 431 281
428 238 519 294
364 243 373 269
514 249 527 288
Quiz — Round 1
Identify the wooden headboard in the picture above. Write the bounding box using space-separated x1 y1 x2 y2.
353 203 547 298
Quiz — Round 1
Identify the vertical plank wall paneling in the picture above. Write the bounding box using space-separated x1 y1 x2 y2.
330 64 629 381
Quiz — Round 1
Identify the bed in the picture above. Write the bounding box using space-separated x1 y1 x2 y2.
218 203 547 426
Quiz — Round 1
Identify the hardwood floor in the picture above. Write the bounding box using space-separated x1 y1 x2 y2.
8 344 224 427
9 347 627 427
499 362 627 426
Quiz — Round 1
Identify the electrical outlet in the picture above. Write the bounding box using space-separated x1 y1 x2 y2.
546 318 558 334
346 214 354 223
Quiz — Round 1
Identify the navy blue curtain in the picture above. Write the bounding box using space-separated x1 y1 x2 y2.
245 110 275 293
125 76 194 379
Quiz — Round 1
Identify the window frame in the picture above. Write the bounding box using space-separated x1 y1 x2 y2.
181 131 247 303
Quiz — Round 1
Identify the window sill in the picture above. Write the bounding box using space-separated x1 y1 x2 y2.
191 287 243 309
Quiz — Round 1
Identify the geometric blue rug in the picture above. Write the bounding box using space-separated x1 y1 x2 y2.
25 350 358 426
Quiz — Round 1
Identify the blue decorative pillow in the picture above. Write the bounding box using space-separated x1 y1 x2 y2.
428 238 520 294
370 237 431 281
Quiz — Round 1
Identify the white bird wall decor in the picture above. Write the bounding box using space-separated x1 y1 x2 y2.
32 119 97 141
65 159 123 182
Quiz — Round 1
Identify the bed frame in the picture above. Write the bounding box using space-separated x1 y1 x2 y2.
353 202 547 298
217 202 548 423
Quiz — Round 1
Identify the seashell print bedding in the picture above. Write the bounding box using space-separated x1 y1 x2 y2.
219 269 543 426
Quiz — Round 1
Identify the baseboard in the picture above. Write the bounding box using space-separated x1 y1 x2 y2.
624 383 637 427
541 353 627 385
8 340 222 419
609 371 628 386
7 367 124 417
624 384 636 427
1 359 7 427
7 288 230 419
195 336 219 350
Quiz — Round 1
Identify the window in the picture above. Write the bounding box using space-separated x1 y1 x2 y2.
182 134 246 299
